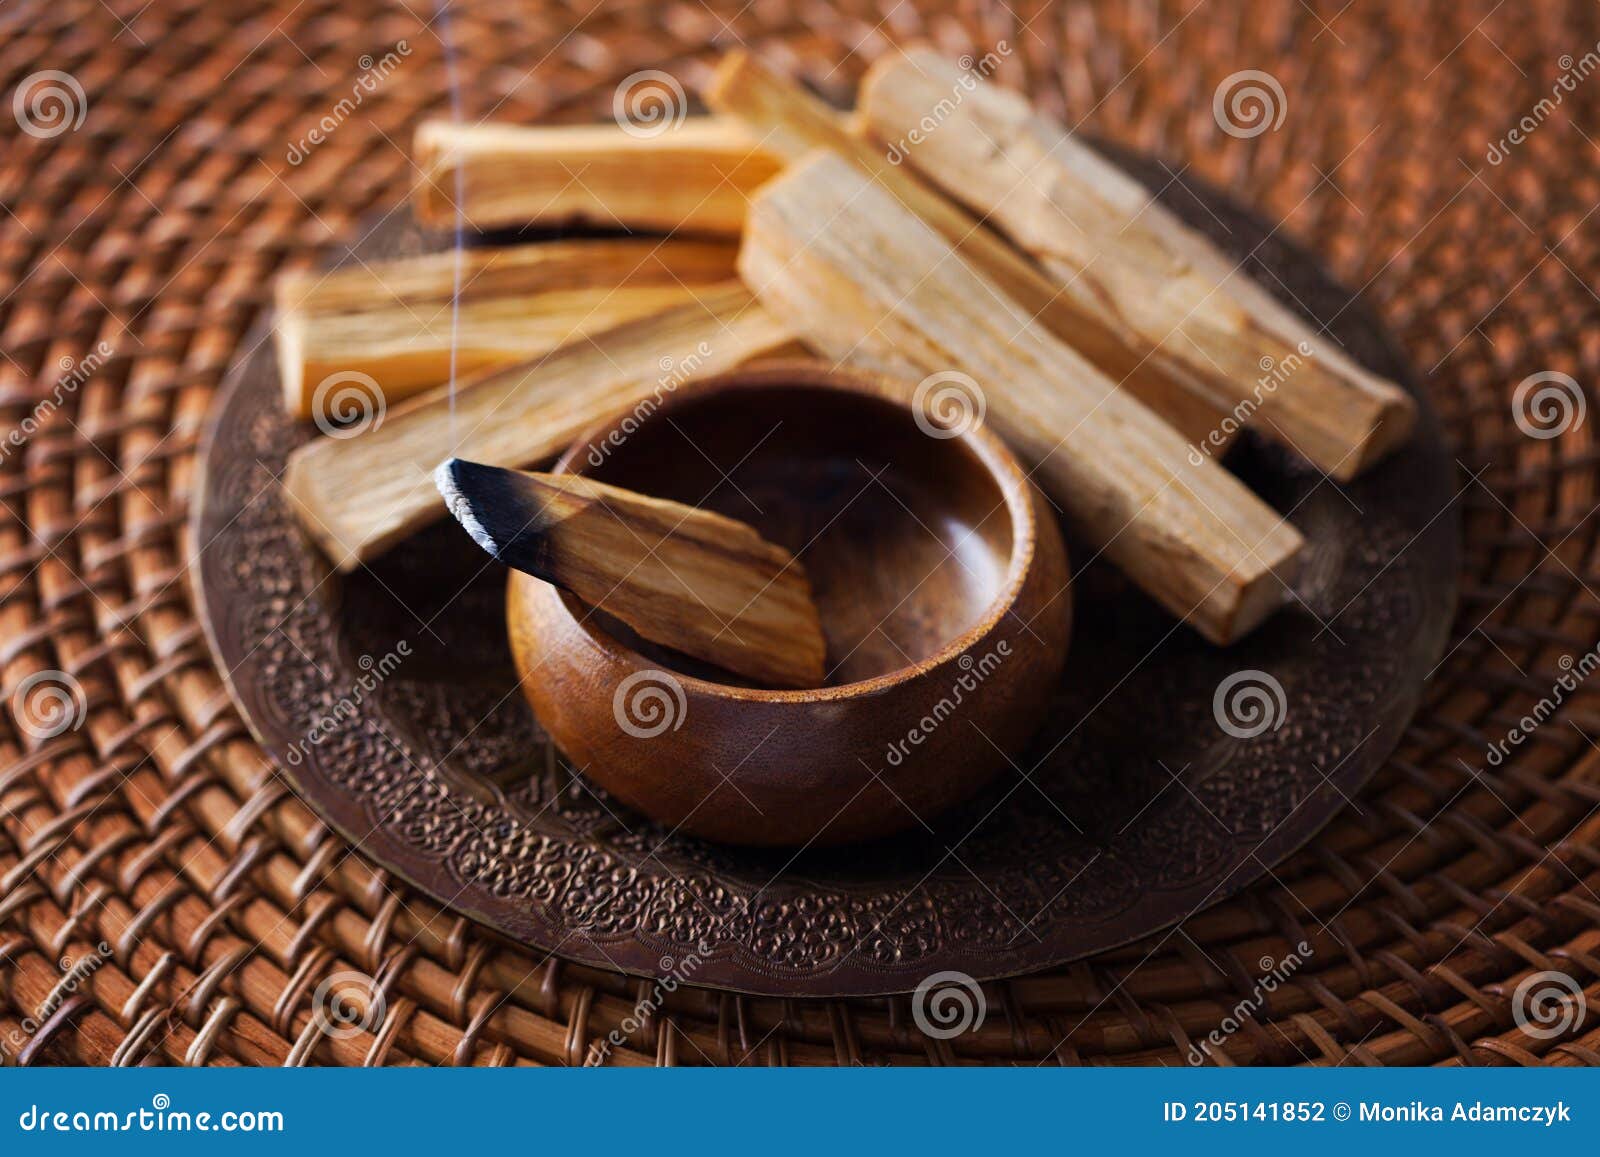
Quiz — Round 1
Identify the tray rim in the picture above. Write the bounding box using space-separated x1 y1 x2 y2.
188 157 1461 998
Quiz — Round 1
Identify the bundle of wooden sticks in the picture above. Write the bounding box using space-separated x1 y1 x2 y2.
281 48 1416 652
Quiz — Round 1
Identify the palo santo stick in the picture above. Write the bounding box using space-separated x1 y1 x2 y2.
277 237 738 313
436 460 826 688
276 240 738 419
704 51 1228 446
414 118 781 235
741 153 1304 644
859 50 1416 479
279 286 701 420
283 284 797 569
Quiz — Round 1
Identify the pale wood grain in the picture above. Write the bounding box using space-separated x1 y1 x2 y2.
859 50 1416 479
413 118 781 235
276 240 739 419
704 51 1229 446
437 462 826 688
739 152 1304 644
283 283 798 569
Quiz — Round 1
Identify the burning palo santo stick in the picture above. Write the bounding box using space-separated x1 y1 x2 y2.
436 460 826 688
275 238 737 420
741 152 1304 644
858 50 1416 479
283 283 798 568
704 51 1229 447
414 118 781 236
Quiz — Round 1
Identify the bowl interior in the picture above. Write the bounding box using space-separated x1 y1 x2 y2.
572 380 1019 686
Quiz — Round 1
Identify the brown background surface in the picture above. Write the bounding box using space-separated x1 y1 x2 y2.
1 0 1597 1065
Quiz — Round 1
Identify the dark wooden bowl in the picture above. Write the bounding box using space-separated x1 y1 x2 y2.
507 361 1072 846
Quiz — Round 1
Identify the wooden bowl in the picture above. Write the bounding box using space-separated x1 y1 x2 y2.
507 362 1072 846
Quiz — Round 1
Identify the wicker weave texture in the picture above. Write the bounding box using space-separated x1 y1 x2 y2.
2 0 1599 1066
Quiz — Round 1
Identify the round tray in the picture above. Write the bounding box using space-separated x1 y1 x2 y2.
191 154 1458 998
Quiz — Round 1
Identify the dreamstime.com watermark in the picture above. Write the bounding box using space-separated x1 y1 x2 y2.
16 1095 283 1135
587 941 711 1063
1188 341 1314 465
1485 642 1600 767
885 641 1011 767
882 43 1013 165
1186 942 1314 1064
1 341 114 467
1487 42 1600 164
287 43 411 164
1 942 111 1061
587 342 714 467
283 642 411 766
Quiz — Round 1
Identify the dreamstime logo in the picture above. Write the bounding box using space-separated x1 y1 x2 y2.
1511 970 1587 1040
311 970 386 1039
911 970 986 1039
613 70 687 140
1212 669 1286 738
1212 70 1286 139
13 70 87 139
1512 370 1586 440
310 370 386 438
912 371 985 439
11 670 88 740
15 1092 283 1133
613 669 687 738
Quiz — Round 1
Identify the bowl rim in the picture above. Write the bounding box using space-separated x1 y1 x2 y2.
543 358 1047 703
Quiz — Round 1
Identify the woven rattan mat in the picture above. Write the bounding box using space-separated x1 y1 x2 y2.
3 0 1599 1066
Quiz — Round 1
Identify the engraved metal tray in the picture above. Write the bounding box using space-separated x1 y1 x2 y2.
189 155 1459 997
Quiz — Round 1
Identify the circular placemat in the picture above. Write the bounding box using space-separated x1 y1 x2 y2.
193 161 1457 996
4 0 1599 1064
